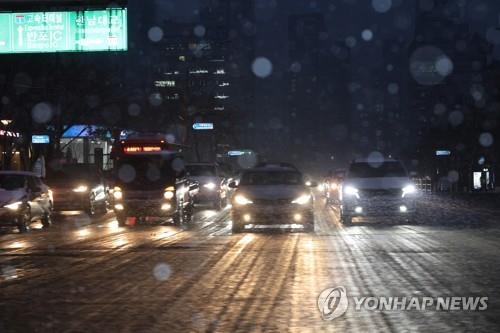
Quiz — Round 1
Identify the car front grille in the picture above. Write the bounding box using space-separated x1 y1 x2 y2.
123 190 164 200
359 189 402 198
253 198 292 206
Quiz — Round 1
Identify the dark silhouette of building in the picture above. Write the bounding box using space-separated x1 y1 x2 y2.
287 13 352 167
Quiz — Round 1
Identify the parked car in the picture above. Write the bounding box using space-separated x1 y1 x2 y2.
0 171 53 233
45 163 109 216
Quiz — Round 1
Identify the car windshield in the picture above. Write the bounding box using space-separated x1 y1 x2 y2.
186 165 216 177
115 156 176 190
0 175 25 190
240 171 303 185
348 162 407 178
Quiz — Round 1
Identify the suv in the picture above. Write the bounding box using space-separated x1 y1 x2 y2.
340 159 418 225
229 165 315 232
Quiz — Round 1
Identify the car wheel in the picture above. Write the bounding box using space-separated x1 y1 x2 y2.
303 217 315 232
95 202 107 217
173 207 184 226
303 223 314 233
17 206 31 233
41 212 52 228
184 204 194 223
86 195 96 217
213 199 223 211
232 220 244 233
341 214 352 226
117 216 127 227
405 213 417 225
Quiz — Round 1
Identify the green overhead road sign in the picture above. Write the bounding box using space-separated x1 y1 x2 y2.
0 8 127 54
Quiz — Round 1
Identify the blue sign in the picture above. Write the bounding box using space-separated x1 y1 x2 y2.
228 150 245 156
32 135 50 144
193 123 214 130
62 125 111 138
436 150 451 156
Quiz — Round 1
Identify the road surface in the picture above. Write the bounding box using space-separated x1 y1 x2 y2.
1 194 500 332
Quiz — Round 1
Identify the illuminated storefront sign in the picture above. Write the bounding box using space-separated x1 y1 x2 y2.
0 8 127 54
32 135 50 143
0 129 20 137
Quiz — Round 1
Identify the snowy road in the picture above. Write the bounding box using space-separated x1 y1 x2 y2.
1 194 500 332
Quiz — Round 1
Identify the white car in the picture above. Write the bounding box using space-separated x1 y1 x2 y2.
0 171 53 233
229 164 315 232
340 159 418 225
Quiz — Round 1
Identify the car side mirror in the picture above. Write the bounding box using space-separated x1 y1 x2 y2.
228 181 238 189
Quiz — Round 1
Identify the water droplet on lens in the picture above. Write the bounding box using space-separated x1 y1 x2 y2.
153 263 172 281
372 0 392 13
361 29 373 41
193 25 206 37
252 57 273 78
148 26 164 42
367 151 384 168
31 102 54 124
128 103 141 116
118 164 136 183
479 132 493 147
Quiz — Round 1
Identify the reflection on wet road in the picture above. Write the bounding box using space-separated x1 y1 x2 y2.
1 195 500 331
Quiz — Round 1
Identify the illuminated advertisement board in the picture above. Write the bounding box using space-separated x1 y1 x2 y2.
0 8 127 54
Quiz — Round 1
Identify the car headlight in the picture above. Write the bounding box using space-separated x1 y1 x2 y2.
234 194 253 206
113 186 123 200
164 187 175 200
5 201 22 210
343 186 359 199
292 193 311 205
402 184 416 198
73 185 88 193
203 182 216 190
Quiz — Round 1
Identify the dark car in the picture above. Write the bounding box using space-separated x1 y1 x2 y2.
111 152 198 226
324 168 346 205
185 163 228 209
229 165 315 233
46 164 109 216
0 171 53 233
